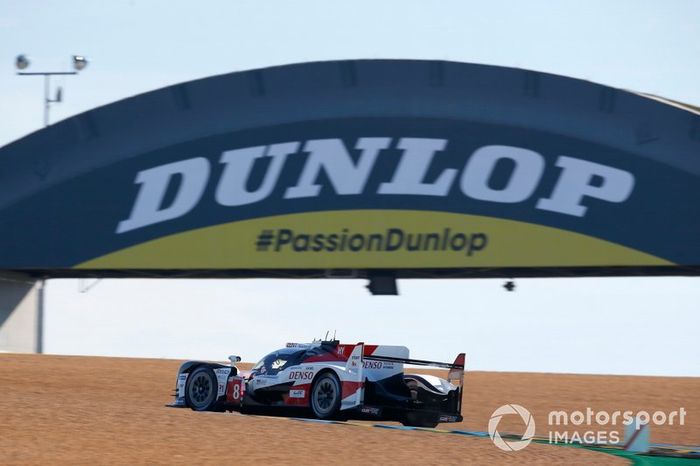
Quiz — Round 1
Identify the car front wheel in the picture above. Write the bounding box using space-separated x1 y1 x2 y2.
185 366 219 411
310 372 341 419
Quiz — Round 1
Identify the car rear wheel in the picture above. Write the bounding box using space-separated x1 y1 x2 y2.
185 366 219 411
310 372 341 419
402 412 439 428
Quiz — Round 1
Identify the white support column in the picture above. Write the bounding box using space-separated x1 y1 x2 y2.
0 275 44 353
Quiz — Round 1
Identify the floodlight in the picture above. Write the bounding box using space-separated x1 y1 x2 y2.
72 55 88 71
15 54 30 70
366 272 398 295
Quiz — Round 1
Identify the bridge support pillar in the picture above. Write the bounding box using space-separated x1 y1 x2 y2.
0 275 43 353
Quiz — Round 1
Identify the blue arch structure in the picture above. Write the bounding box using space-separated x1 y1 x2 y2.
0 59 698 279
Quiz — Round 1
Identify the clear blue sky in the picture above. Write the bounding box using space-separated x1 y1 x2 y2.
1 0 699 375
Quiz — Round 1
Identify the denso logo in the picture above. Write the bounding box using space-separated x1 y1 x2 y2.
116 138 635 233
289 371 314 380
363 360 384 369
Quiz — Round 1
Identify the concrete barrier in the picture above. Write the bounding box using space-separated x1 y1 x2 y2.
0 275 43 353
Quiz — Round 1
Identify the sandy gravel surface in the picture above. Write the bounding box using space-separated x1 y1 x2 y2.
2 354 695 465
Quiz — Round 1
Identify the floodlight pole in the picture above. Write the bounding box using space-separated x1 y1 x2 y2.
17 71 77 127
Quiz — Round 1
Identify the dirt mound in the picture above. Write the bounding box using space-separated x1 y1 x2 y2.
2 354 695 465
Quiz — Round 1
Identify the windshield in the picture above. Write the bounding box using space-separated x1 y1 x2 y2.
252 348 306 375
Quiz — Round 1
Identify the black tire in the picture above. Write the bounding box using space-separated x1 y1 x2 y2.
185 366 219 411
402 412 439 428
310 372 341 419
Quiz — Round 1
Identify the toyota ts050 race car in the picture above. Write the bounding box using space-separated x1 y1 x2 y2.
170 340 465 427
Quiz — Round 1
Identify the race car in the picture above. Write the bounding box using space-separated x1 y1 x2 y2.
170 339 465 427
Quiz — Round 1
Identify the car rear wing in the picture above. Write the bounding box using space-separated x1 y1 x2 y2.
364 353 466 393
363 353 466 372
342 343 465 413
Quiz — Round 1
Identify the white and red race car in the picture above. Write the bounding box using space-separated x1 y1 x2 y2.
171 340 465 427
